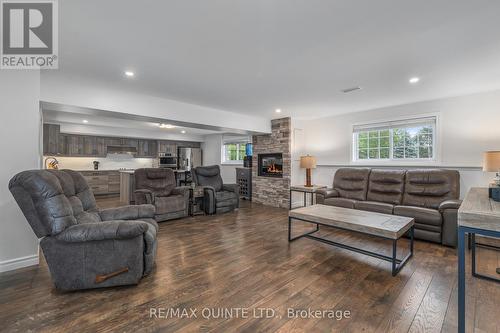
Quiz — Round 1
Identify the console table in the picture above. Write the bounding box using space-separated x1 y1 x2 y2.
457 187 500 333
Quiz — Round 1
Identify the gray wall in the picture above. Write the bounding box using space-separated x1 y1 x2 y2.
0 71 41 272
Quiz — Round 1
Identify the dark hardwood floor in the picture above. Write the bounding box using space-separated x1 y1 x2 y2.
1 199 499 332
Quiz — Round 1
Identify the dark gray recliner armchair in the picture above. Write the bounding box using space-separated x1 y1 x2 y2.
9 169 158 291
192 165 239 214
134 168 190 221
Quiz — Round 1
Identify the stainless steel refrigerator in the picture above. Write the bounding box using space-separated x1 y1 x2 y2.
177 147 202 171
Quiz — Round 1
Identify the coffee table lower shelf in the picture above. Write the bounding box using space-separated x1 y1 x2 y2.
288 216 414 276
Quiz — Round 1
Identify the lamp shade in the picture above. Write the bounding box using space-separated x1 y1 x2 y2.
300 155 317 169
483 151 500 171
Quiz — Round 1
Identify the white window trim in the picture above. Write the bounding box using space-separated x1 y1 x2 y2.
350 113 441 166
221 142 247 165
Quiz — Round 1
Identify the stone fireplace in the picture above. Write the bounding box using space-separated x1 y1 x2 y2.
258 153 283 178
252 117 291 208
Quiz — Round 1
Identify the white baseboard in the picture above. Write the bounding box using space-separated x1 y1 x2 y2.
0 254 39 273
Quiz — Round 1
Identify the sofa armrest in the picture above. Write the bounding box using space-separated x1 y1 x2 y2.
316 188 339 198
316 188 339 204
99 204 155 221
222 184 240 193
172 186 191 196
54 220 148 242
202 186 216 214
134 189 154 204
439 199 462 212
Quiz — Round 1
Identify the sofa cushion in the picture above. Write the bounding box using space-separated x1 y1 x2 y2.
135 168 176 197
414 228 441 244
354 201 394 215
393 205 442 226
414 222 442 233
402 169 460 209
324 197 357 209
194 165 223 192
155 195 186 214
366 169 406 205
333 168 371 201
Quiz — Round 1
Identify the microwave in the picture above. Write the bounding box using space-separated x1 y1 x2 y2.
158 153 177 168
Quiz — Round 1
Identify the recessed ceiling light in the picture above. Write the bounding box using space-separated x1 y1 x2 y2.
125 71 135 77
275 109 282 113
159 123 176 129
409 77 420 84
181 130 186 134
82 119 88 123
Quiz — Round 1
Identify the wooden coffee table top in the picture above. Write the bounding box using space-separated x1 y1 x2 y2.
289 204 414 239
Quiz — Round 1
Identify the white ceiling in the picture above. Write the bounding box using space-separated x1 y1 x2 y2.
52 0 500 119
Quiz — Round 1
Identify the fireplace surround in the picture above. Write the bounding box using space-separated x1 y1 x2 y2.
258 153 283 178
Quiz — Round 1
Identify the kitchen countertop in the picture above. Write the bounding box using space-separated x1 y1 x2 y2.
71 168 189 173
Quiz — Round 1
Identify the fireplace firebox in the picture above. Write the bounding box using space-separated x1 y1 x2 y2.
258 153 283 178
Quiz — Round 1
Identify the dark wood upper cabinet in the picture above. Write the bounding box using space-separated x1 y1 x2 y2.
137 139 157 157
158 141 177 154
42 124 197 158
43 124 60 155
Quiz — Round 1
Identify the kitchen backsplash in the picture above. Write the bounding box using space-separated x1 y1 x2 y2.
44 155 158 170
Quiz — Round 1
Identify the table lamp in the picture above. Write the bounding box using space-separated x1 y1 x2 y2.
483 151 500 201
300 155 316 187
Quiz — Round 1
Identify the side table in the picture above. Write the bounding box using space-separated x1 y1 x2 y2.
289 185 326 210
190 186 205 216
457 187 500 333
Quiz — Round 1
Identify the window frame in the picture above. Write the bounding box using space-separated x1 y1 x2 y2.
221 142 247 165
351 114 439 165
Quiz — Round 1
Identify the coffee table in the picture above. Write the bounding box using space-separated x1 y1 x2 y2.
288 204 414 276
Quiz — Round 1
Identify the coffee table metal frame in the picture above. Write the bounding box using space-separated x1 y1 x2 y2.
288 215 414 276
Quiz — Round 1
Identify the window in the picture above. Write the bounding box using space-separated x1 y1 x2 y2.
223 143 246 163
353 116 436 161
221 135 250 164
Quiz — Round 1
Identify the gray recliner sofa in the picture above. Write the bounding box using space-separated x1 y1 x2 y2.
134 168 190 222
192 165 239 214
316 168 462 247
9 169 158 291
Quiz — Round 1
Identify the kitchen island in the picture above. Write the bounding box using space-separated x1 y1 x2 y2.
119 170 135 205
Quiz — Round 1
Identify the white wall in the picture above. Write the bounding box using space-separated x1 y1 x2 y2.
201 134 239 183
41 74 271 134
0 71 41 272
292 90 500 198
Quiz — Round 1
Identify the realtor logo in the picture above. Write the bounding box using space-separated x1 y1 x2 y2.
1 0 58 69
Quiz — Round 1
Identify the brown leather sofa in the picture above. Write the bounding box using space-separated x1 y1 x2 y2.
134 168 190 222
316 168 462 247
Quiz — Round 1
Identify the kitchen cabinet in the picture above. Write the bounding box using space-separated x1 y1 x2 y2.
42 123 200 158
104 137 122 147
96 137 106 156
69 135 85 155
137 139 157 157
43 124 60 155
158 141 177 154
79 170 120 196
